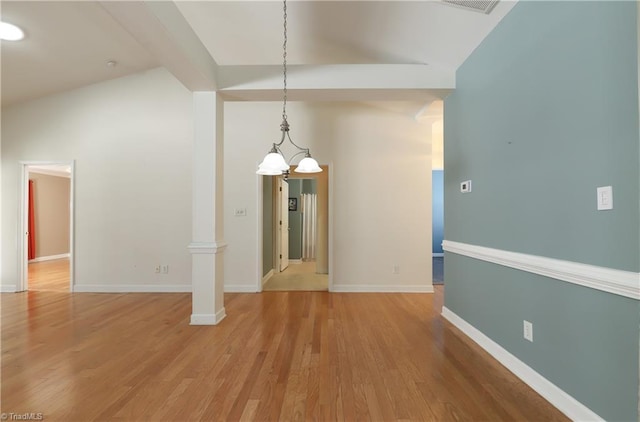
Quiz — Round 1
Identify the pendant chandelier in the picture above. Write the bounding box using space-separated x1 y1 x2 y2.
256 0 322 176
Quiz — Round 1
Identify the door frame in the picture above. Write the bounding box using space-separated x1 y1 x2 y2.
255 163 333 292
276 178 289 272
18 160 76 292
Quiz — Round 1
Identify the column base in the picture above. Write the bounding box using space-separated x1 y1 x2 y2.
190 308 226 325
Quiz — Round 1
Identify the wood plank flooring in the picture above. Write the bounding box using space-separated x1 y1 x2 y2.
28 258 69 291
263 262 328 291
1 281 568 421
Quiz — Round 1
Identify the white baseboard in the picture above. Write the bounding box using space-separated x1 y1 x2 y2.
190 308 226 325
224 284 259 293
1 285 17 293
441 306 604 422
29 253 69 263
73 284 191 293
288 259 303 264
433 253 444 258
331 284 434 293
262 269 274 286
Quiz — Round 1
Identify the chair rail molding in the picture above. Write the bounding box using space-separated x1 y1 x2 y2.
443 240 640 300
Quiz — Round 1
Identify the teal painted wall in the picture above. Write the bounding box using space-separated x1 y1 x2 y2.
288 179 317 260
444 2 639 421
262 177 274 276
288 179 303 260
432 170 444 254
302 179 317 195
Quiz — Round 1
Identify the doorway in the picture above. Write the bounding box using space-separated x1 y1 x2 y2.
432 169 444 284
19 162 75 292
259 165 330 292
286 178 318 266
431 107 445 286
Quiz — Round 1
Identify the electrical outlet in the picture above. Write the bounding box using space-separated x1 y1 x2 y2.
234 208 247 217
523 320 533 342
392 264 400 275
161 265 169 274
155 265 161 274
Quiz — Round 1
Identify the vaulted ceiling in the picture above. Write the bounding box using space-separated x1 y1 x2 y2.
1 1 517 107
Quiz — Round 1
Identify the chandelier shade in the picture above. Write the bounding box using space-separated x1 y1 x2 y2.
257 151 290 175
294 156 322 173
256 0 322 176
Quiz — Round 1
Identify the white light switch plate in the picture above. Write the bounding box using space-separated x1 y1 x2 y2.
234 208 247 217
596 186 613 211
460 180 472 193
523 320 533 342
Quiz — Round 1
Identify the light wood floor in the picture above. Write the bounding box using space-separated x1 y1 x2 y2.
28 258 69 291
263 262 328 291
1 272 568 421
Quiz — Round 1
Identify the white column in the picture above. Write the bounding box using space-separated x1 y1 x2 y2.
189 92 226 325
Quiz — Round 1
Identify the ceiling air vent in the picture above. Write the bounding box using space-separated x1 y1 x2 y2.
440 0 500 14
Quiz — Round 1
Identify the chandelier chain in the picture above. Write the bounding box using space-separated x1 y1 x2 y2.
282 0 288 120
256 0 322 175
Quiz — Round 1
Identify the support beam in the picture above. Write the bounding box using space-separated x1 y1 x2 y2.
219 88 453 103
218 64 455 101
189 92 226 325
99 1 218 91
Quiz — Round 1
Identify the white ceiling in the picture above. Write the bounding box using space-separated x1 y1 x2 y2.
1 0 517 106
176 1 513 67
1 1 159 106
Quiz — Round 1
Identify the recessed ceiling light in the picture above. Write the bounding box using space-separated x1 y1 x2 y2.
0 21 25 41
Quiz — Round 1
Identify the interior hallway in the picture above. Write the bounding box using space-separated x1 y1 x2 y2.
263 261 328 291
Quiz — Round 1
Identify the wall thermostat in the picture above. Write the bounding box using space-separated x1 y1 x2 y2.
460 180 472 193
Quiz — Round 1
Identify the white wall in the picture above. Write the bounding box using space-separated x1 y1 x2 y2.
224 101 433 292
2 73 434 293
1 68 193 292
